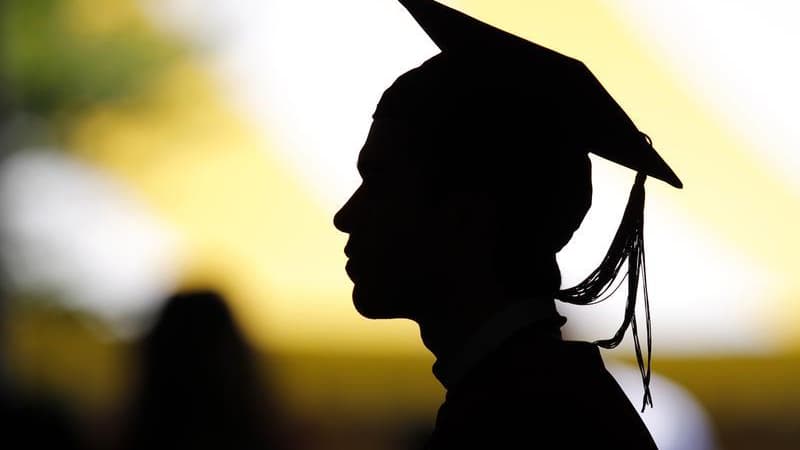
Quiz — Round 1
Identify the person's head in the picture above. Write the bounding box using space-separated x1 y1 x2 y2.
124 290 285 450
334 53 593 321
337 0 682 409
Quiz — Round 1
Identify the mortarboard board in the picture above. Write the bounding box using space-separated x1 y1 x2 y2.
394 0 682 188
378 0 684 411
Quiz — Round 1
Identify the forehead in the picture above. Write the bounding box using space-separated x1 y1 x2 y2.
357 119 425 176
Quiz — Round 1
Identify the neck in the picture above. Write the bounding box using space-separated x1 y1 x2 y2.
414 284 492 362
415 283 553 363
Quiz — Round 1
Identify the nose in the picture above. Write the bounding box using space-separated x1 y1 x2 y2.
333 205 348 233
333 186 361 233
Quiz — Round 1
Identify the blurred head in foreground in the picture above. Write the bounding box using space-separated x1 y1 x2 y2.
121 290 287 450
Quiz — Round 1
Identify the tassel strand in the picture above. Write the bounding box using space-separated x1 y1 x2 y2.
555 171 653 411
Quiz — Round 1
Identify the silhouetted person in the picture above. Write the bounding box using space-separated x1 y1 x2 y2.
334 1 683 448
120 290 288 450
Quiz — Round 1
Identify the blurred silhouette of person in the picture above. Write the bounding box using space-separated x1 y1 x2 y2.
119 290 290 450
334 1 683 448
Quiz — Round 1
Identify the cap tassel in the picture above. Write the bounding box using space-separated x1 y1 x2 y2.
556 171 653 412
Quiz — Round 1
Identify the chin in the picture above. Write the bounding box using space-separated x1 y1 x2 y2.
352 284 408 320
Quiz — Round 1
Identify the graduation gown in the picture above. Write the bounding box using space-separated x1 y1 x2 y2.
424 300 657 449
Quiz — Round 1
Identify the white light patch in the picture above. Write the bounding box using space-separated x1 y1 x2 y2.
606 362 719 450
0 150 183 335
558 159 780 354
152 0 441 212
141 0 239 49
608 0 800 194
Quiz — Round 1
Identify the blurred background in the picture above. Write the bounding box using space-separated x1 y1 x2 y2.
0 0 798 449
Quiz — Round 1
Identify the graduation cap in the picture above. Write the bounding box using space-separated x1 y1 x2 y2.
392 0 681 188
376 0 684 410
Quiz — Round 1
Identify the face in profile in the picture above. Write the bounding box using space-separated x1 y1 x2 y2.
334 119 448 320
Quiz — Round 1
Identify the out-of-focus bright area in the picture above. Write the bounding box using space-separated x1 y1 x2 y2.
0 0 798 449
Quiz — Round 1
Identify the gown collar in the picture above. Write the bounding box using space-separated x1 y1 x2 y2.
432 298 565 390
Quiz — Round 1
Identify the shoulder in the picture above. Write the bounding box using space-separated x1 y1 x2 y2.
428 338 656 449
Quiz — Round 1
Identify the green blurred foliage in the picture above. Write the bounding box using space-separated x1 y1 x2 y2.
0 0 182 129
0 0 184 424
